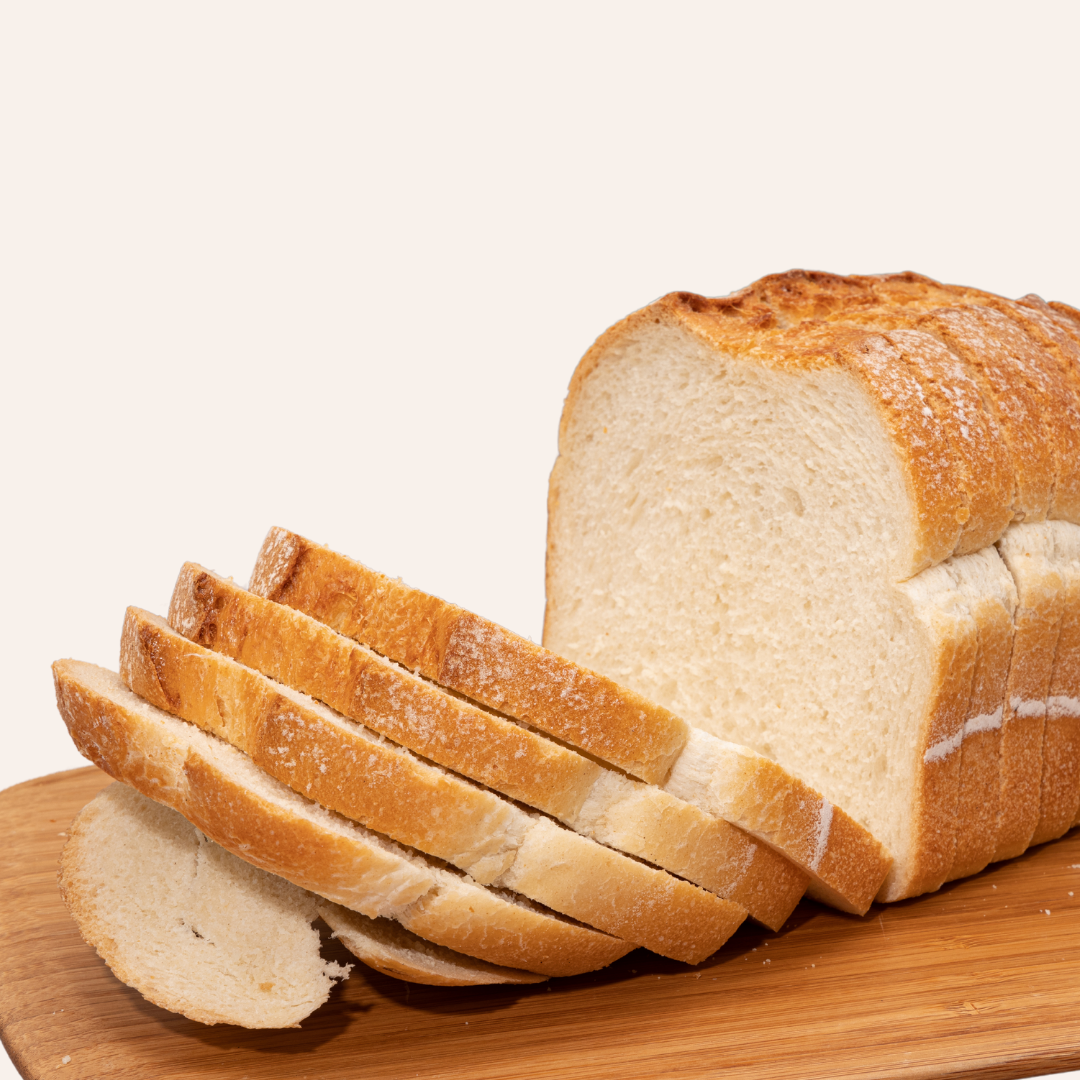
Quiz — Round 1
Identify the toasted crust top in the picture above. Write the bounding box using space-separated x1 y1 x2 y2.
559 269 1080 583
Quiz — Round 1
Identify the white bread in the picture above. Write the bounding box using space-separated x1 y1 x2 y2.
52 660 632 977
246 531 884 916
250 525 688 785
121 604 748 962
60 781 351 1028
543 273 1080 901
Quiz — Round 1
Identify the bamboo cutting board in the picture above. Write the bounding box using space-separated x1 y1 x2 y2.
3 768 1080 1080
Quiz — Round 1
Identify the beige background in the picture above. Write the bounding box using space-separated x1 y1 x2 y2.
2 2 1079 1076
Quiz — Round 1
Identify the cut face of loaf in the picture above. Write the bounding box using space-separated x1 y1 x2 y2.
52 661 631 978
121 605 748 962
245 531 887 915
60 782 351 1028
544 281 1080 901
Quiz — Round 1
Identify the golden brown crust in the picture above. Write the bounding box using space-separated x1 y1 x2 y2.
946 586 1013 881
250 527 689 785
52 660 631 977
883 600 976 901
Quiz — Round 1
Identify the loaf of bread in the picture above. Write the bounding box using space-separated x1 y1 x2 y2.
543 270 1080 902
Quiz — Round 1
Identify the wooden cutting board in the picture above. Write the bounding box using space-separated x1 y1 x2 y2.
3 768 1080 1080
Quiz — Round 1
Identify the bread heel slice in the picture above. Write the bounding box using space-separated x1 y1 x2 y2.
61 782 351 1028
52 660 631 978
316 905 546 986
663 730 892 916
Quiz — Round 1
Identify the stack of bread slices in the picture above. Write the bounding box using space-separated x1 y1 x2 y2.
53 526 890 1027
544 270 1080 905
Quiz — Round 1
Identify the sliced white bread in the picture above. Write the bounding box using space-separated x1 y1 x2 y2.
542 284 1072 901
244 533 885 915
942 547 1017 881
127 607 802 934
250 525 688 785
60 781 352 1028
52 660 631 978
169 565 814 929
120 606 747 962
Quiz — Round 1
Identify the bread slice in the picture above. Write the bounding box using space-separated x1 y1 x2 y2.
315 905 546 987
60 781 352 1028
246 532 884 915
942 547 1017 880
121 605 747 962
250 525 688 785
52 660 631 977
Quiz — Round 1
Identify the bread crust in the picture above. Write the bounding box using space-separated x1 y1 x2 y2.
250 527 689 785
52 660 631 977
883 569 978 901
162 574 747 962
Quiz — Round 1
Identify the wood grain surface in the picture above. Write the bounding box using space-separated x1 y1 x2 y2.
2 768 1080 1080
